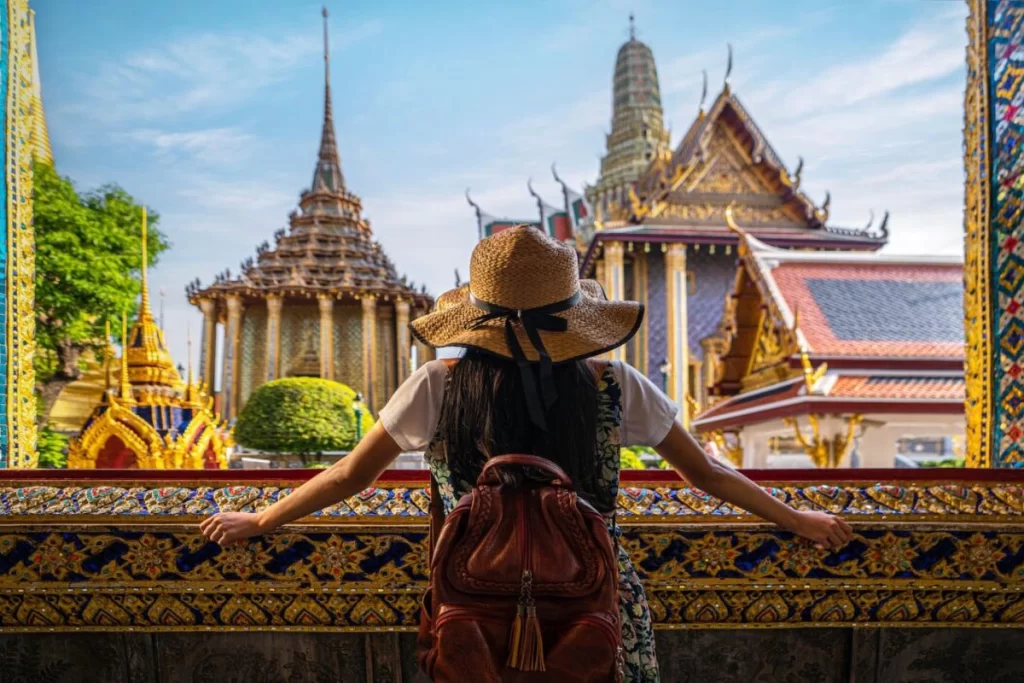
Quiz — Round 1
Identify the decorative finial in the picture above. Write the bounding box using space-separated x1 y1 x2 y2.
724 202 742 233
104 318 113 391
793 157 804 187
629 13 636 40
322 5 330 84
724 44 733 89
139 206 150 317
699 70 708 115
878 210 890 240
186 322 194 386
551 162 563 185
119 311 135 404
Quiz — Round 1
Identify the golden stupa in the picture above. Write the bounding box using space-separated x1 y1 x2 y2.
67 209 231 469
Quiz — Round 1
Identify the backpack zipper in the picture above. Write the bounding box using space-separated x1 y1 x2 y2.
507 490 545 672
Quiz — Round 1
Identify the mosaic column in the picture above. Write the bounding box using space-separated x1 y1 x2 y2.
265 295 282 381
665 244 689 427
318 295 334 380
221 295 244 421
1 0 36 466
395 298 411 384
964 0 1024 467
604 241 627 363
361 295 377 411
199 298 218 392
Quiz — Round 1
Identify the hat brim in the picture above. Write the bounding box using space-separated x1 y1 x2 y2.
410 282 644 364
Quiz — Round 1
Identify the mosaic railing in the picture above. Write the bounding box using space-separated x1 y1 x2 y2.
0 468 1022 631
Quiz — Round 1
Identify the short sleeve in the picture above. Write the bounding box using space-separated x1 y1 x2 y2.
614 360 679 448
378 360 449 452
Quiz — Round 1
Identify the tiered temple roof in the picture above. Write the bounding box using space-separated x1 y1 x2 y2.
693 215 963 434
590 15 671 204
581 81 890 273
186 10 430 310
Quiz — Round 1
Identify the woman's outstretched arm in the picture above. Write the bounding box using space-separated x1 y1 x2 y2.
655 422 853 549
200 422 403 545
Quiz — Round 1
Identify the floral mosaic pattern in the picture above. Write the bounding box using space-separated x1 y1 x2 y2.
1 480 1022 520
0 525 1021 630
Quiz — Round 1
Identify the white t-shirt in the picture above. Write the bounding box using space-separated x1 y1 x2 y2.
379 359 679 453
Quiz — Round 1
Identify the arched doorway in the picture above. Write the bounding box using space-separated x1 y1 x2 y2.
202 443 220 469
95 436 138 469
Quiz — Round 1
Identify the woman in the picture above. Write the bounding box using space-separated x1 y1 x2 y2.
202 226 852 682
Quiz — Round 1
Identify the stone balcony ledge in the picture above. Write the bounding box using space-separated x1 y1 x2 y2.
2 468 1022 682
1 468 1021 632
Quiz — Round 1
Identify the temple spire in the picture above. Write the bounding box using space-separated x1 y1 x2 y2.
119 312 135 405
311 6 344 194
139 207 154 321
629 13 636 40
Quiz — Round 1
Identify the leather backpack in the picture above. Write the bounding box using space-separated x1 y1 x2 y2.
417 454 623 682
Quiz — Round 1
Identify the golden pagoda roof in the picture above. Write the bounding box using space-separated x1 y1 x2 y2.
128 208 183 394
67 287 228 469
187 9 432 310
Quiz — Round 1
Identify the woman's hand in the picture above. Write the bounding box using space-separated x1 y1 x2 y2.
200 512 265 545
790 510 853 550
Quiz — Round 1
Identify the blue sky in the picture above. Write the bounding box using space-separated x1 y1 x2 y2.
36 0 968 370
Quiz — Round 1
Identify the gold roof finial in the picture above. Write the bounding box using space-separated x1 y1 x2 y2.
698 70 708 118
139 206 152 319
723 43 733 93
104 318 113 392
119 312 135 404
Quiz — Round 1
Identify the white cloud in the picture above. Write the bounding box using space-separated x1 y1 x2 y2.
746 10 965 119
122 127 256 165
61 19 382 125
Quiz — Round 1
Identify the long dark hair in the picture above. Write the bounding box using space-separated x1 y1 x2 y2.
436 349 612 513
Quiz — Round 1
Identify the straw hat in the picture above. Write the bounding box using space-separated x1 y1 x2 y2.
410 227 642 364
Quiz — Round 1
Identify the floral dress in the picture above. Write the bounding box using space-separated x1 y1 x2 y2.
423 365 660 683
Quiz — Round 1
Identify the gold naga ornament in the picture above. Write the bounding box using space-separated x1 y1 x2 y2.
67 209 231 469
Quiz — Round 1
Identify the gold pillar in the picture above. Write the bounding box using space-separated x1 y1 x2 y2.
396 299 412 384
361 295 377 410
595 260 607 299
222 295 244 420
604 242 626 364
633 252 649 376
318 295 334 380
378 305 395 402
665 244 689 427
199 298 218 392
266 295 282 382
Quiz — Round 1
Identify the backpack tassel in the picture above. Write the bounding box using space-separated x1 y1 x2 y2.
507 570 545 672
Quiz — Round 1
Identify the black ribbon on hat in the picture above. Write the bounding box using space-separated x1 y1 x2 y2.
468 290 581 431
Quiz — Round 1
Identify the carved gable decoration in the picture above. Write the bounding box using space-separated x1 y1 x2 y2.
743 311 798 392
685 126 771 195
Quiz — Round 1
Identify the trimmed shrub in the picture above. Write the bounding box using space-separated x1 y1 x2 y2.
620 447 646 470
234 378 374 459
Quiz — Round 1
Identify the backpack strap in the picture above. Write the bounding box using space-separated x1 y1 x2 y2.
478 454 573 487
428 357 459 561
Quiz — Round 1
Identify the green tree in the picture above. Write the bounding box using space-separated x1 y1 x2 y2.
234 378 375 465
36 426 69 469
33 163 169 417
